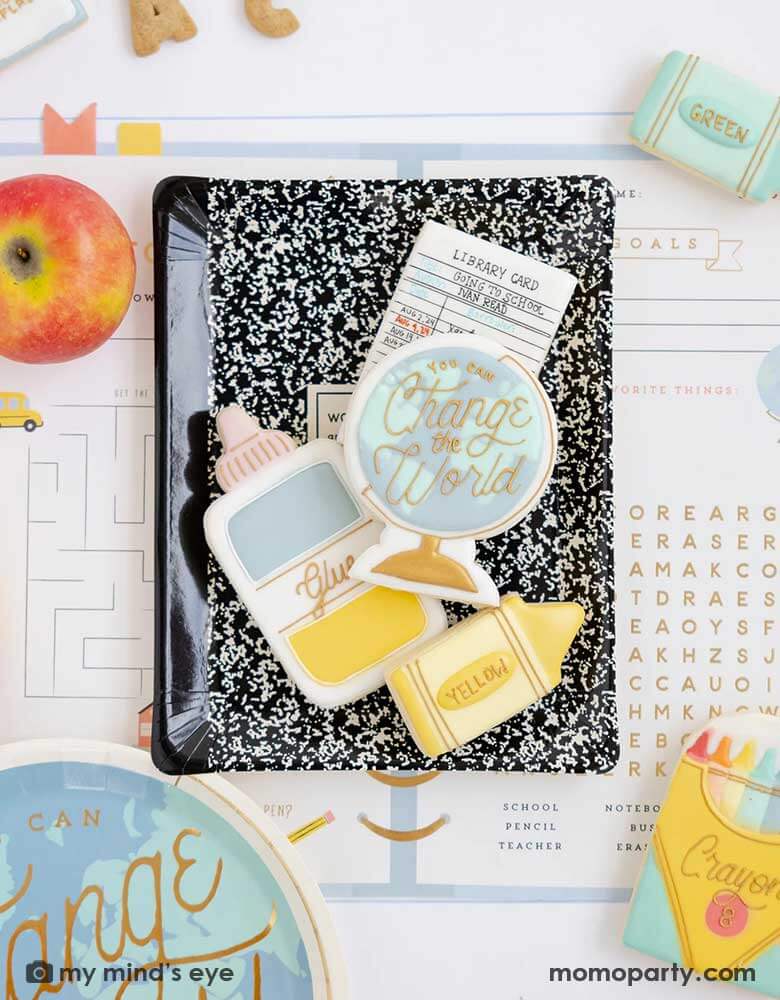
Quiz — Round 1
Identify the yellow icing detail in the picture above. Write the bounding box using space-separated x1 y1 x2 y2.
385 595 584 759
731 741 758 772
653 758 780 973
288 587 427 685
501 595 584 688
372 534 477 592
385 665 447 757
436 651 516 711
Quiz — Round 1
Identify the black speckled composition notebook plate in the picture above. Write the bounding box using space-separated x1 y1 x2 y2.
153 175 617 774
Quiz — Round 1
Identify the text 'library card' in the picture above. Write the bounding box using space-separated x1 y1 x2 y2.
364 220 577 375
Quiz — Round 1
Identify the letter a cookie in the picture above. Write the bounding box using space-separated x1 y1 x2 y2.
130 0 197 57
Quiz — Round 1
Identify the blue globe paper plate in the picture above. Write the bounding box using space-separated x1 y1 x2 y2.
0 741 347 998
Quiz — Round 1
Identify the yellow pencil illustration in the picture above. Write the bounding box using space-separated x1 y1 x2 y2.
288 810 336 844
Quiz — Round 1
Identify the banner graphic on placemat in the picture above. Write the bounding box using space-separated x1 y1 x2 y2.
614 228 742 271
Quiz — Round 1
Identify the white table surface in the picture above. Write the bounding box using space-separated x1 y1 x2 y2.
2 3 779 999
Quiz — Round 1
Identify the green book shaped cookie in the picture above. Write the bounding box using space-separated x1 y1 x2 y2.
630 51 780 202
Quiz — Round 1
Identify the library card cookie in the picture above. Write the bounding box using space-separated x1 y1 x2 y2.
342 334 557 606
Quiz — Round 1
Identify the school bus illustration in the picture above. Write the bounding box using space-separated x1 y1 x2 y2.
0 392 43 431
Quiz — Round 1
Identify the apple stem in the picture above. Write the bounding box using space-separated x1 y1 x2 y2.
16 246 30 262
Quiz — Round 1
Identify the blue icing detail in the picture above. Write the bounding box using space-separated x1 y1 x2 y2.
678 97 759 149
623 846 684 965
761 771 780 833
736 751 777 831
741 943 780 996
357 345 547 534
0 762 314 1000
228 461 360 583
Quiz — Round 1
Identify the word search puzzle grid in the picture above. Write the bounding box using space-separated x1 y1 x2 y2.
622 501 776 779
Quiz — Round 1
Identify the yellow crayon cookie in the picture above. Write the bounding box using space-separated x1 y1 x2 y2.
386 594 584 759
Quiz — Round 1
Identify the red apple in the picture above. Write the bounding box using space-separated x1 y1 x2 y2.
0 175 136 364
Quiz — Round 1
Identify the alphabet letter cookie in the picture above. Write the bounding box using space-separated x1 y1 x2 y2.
129 0 197 57
245 0 299 38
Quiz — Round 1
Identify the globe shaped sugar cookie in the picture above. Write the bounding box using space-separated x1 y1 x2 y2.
343 334 557 605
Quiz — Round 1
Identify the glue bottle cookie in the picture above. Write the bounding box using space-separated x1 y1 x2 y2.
203 405 446 708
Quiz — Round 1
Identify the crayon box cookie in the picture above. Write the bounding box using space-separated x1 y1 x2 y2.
624 713 780 994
